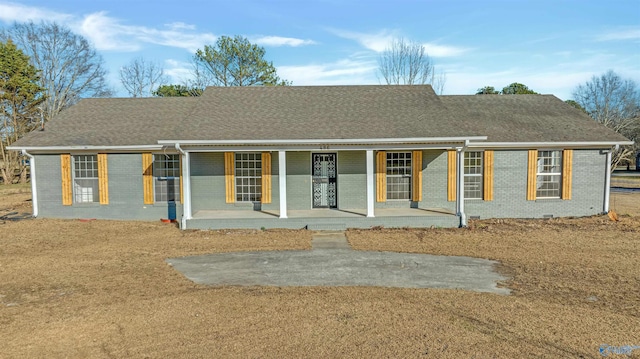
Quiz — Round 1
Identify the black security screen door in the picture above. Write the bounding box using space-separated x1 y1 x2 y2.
312 153 337 208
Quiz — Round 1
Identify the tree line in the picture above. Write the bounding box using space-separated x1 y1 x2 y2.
1 20 638 184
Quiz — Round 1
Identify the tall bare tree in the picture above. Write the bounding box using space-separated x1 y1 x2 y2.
0 40 45 184
120 57 167 97
572 70 640 169
1 21 112 124
377 37 446 93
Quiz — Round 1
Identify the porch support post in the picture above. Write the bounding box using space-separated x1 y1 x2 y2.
603 149 612 213
181 150 192 227
366 150 375 217
278 150 288 218
456 147 467 227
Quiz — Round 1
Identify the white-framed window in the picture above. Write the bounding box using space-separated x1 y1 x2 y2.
235 152 262 202
536 150 562 198
153 154 180 202
73 154 99 203
386 152 412 200
464 151 483 199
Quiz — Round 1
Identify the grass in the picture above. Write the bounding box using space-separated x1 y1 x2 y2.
0 182 31 195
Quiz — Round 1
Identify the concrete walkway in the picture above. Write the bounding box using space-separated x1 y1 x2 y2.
166 232 510 295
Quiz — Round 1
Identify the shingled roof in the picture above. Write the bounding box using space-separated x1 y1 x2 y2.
12 97 199 147
11 85 629 148
439 94 629 143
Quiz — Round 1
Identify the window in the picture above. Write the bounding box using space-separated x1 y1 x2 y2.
73 155 99 203
153 154 181 202
464 151 483 199
536 150 562 198
386 152 411 200
235 153 262 202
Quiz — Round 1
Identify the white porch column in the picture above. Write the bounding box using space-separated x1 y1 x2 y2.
23 151 37 217
456 148 467 227
181 151 192 225
366 150 375 217
278 150 288 218
604 150 612 213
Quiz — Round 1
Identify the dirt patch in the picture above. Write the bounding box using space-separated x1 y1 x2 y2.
1 190 639 358
0 184 32 221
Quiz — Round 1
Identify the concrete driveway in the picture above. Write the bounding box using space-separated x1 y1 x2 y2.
166 233 510 295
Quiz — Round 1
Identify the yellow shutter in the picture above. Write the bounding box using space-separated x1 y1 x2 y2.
411 150 422 201
60 154 72 206
142 153 154 204
376 151 386 202
261 152 271 204
562 149 573 200
97 153 109 205
483 150 494 201
447 150 457 201
527 150 538 201
179 155 184 204
224 152 235 203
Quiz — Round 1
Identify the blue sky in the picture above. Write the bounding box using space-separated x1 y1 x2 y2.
1 0 638 99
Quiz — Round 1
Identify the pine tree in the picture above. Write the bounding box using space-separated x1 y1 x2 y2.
0 39 45 184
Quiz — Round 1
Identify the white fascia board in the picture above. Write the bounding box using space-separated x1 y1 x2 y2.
6 145 164 153
168 144 469 152
467 141 634 149
158 136 488 146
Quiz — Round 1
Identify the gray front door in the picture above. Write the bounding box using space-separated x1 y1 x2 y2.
312 153 337 208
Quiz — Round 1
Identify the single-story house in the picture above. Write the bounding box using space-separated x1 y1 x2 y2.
8 85 632 230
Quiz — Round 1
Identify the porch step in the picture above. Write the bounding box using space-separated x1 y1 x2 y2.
311 232 350 250
307 223 347 231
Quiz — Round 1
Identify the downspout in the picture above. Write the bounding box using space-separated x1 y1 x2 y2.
603 145 616 214
22 150 37 217
175 143 191 229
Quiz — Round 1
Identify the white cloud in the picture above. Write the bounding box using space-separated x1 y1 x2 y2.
163 59 193 83
77 12 216 52
253 36 316 47
278 58 378 85
78 12 140 51
330 28 469 57
165 22 196 31
0 3 216 53
596 27 640 41
329 28 397 52
0 1 72 23
422 43 469 57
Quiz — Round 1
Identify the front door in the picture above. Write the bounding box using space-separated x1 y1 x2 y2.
312 153 337 208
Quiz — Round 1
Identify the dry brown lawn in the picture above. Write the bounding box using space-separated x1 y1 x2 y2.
1 186 639 358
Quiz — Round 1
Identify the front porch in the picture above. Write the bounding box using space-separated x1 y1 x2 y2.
188 207 459 230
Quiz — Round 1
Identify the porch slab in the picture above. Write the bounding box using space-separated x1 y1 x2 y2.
188 208 459 230
192 207 454 219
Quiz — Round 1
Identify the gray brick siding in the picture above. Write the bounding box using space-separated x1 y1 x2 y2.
285 152 312 210
337 151 367 209
465 149 607 219
190 152 280 212
32 148 608 226
35 153 183 220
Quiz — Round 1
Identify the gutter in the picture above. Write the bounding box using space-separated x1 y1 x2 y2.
158 136 488 146
467 141 634 149
174 143 191 230
22 150 37 217
7 145 163 154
